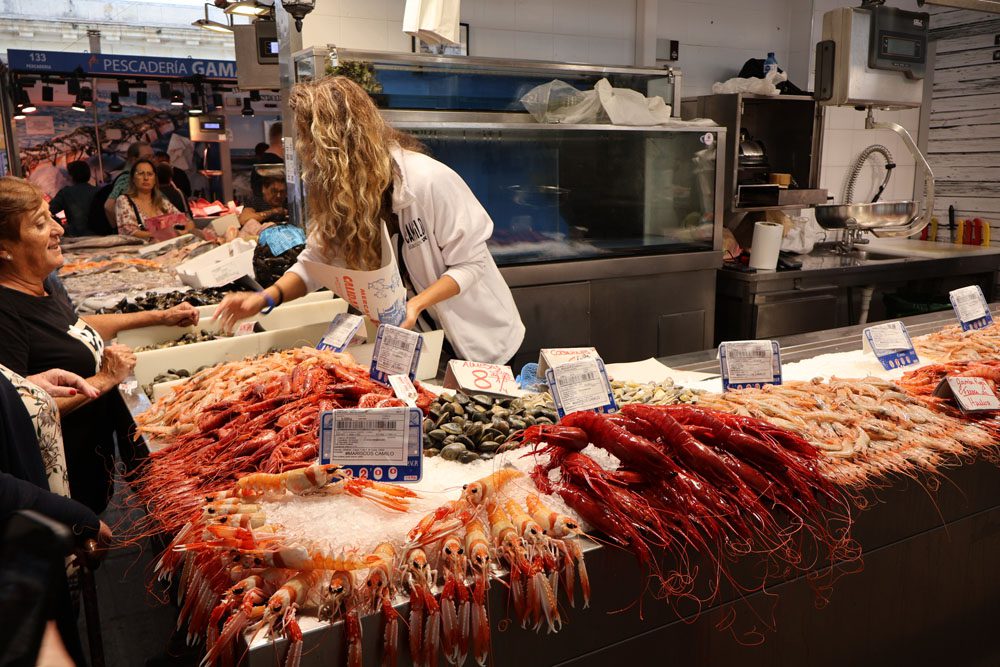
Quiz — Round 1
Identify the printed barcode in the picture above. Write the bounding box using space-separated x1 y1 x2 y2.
729 348 769 358
337 420 399 430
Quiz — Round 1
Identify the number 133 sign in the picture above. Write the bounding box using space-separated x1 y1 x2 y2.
443 360 520 398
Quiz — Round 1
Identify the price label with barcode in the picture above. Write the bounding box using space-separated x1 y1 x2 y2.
317 313 365 352
719 340 782 390
949 285 993 331
863 321 919 370
545 357 617 418
319 407 423 482
388 374 419 408
369 324 423 385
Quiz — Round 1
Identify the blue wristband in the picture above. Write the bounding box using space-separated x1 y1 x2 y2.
259 290 277 314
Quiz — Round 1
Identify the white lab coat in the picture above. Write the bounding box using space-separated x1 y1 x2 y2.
289 147 526 365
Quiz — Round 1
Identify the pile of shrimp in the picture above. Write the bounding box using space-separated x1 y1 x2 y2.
126 351 436 538
57 256 163 276
695 377 996 488
162 464 588 667
135 348 356 440
912 322 1000 362
520 405 858 626
896 360 1000 447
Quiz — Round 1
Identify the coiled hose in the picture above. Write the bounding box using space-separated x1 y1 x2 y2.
843 144 896 204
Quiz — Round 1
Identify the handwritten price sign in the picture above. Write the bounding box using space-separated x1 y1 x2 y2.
443 360 519 398
934 376 1000 412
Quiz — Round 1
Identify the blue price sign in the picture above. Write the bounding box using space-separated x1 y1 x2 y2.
319 407 422 482
949 285 993 331
545 357 617 418
369 325 422 386
863 321 919 370
719 340 782 391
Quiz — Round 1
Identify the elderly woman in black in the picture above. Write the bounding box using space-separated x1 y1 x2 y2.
0 177 199 514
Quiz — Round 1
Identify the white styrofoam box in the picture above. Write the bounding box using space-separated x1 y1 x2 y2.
176 239 256 289
209 214 241 237
137 234 195 257
256 297 350 331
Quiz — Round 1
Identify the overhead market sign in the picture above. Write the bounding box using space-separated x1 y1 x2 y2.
7 49 237 80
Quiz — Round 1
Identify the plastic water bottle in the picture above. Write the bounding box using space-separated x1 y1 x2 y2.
764 52 779 78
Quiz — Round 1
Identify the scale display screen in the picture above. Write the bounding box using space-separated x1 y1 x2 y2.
201 121 222 130
882 36 920 59
258 38 279 60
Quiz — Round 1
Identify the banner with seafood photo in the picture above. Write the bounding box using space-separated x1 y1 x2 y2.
13 79 193 198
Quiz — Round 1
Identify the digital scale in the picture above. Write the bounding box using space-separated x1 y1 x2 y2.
815 2 929 108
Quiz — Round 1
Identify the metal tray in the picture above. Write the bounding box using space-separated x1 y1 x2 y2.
814 200 919 230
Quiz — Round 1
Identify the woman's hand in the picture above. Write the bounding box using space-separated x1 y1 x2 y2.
213 292 267 332
399 298 425 330
159 302 200 327
26 369 100 399
98 345 137 386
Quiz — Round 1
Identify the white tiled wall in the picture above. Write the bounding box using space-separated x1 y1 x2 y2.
657 0 794 97
303 0 636 65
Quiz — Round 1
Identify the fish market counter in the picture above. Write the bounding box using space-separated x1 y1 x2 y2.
242 310 1000 667
245 455 1000 666
716 240 1000 342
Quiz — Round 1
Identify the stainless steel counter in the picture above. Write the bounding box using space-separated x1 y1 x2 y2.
715 243 1000 342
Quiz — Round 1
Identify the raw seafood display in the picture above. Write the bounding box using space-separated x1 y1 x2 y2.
134 330 230 352
912 322 1000 361
422 392 558 462
610 378 700 405
97 286 239 314
695 377 995 487
253 241 305 288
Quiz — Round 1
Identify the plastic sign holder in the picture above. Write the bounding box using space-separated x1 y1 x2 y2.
317 313 365 353
949 285 993 331
933 376 1000 412
862 321 919 371
319 407 423 482
545 356 617 418
719 340 782 390
369 324 423 386
536 347 600 377
443 360 519 398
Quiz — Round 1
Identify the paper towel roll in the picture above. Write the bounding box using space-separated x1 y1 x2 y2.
749 221 783 270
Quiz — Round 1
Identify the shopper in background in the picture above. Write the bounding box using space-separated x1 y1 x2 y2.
155 162 191 217
216 77 525 364
253 142 270 160
103 141 154 229
250 122 285 197
153 149 191 201
0 177 199 513
48 161 97 238
114 159 188 239
238 175 287 226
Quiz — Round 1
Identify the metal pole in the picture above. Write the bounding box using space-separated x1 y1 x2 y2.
92 77 105 184
275 2 305 228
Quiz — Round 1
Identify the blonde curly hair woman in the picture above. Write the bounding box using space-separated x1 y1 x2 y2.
216 77 524 364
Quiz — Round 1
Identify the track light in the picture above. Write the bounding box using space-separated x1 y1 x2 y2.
109 92 122 112
18 89 36 114
190 93 204 115
41 86 53 102
117 80 130 97
242 97 254 117
192 3 233 32
67 78 80 95
170 90 185 106
136 90 148 105
159 82 172 100
72 87 91 112
224 1 269 16
212 92 224 109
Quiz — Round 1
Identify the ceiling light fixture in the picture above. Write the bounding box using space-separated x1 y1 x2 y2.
224 1 270 17
135 90 148 105
190 93 204 115
41 85 53 102
18 88 36 114
170 89 185 106
193 3 234 32
241 97 255 117
109 92 123 112
279 0 315 32
71 88 90 112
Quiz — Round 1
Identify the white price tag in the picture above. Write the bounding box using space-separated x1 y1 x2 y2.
865 321 909 351
388 374 419 408
949 285 992 331
319 407 423 482
934 376 1000 412
719 340 782 390
443 360 519 398
233 320 257 337
545 357 616 417
537 347 600 376
317 313 365 352
369 324 423 385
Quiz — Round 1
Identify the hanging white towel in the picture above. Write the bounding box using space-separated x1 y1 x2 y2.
403 0 423 38
409 0 461 46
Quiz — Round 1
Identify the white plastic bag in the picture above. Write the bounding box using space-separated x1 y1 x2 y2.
780 213 826 255
595 79 672 125
519 80 606 124
712 68 788 97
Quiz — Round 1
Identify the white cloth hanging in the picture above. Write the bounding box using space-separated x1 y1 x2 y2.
403 0 461 47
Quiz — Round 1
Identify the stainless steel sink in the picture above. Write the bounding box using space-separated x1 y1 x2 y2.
810 247 904 262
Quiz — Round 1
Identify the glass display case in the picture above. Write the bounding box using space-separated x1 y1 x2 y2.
390 114 719 267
